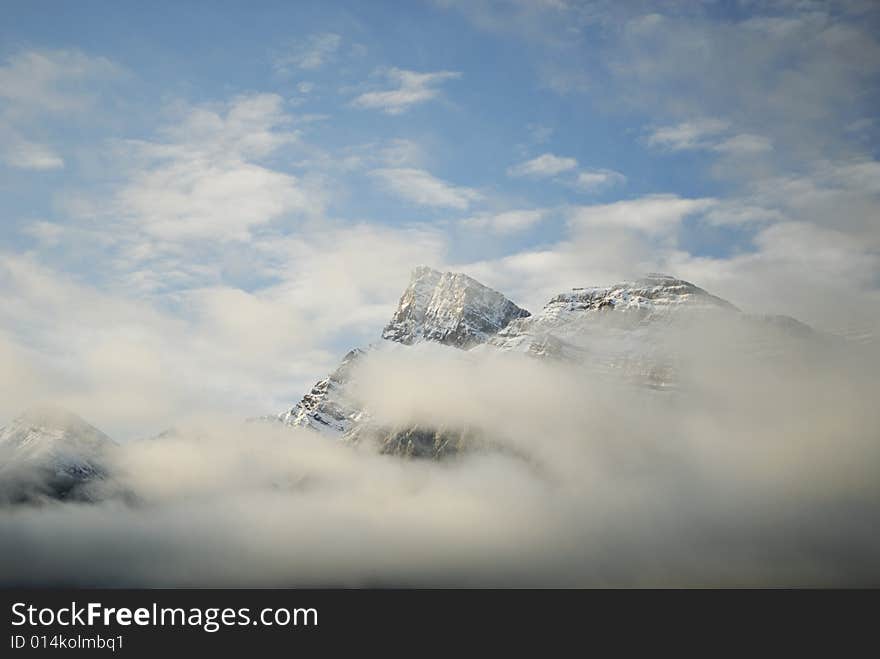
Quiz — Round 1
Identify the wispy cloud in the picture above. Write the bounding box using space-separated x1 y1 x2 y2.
569 195 715 235
713 133 773 155
352 68 461 115
274 33 341 73
371 168 479 209
508 153 625 192
103 93 316 244
645 119 730 151
0 49 122 173
572 168 626 191
461 209 548 233
507 153 577 178
646 119 772 156
0 48 122 115
2 138 64 170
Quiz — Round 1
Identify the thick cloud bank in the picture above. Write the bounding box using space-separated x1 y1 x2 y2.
0 318 878 587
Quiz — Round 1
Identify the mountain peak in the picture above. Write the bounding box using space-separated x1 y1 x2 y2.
12 404 103 436
0 405 115 502
382 266 530 349
557 274 739 315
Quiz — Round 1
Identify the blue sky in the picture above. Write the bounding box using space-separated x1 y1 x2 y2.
1 0 879 434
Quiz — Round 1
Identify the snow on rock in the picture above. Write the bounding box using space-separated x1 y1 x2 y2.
382 265 530 349
276 348 366 436
497 273 737 339
0 405 116 502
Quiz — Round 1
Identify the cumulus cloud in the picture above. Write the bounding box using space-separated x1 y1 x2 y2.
371 168 480 209
352 68 461 114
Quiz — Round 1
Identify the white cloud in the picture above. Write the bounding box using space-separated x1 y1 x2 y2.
2 139 63 170
458 185 879 336
710 158 880 251
20 220 66 246
572 168 626 191
352 68 461 115
646 119 773 157
0 49 121 172
615 8 880 167
274 33 341 73
109 93 317 242
647 120 773 156
2 327 879 586
0 49 122 115
646 119 730 152
527 123 554 144
0 219 448 435
702 203 784 227
713 133 773 155
371 168 480 209
117 159 311 242
570 195 715 235
508 154 625 193
461 209 548 233
507 153 577 178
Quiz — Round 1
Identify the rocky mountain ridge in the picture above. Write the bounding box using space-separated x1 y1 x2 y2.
273 268 808 455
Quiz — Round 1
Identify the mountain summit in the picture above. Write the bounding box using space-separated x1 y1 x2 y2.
382 265 530 349
275 266 529 436
0 405 115 502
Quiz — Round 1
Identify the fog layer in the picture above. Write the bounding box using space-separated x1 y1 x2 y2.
1 317 878 586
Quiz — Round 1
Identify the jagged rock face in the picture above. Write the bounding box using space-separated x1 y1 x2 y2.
277 348 365 436
0 406 116 503
345 423 477 459
278 267 529 435
382 265 530 349
494 274 737 342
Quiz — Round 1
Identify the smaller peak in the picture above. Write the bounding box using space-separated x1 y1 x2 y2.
14 404 89 431
2 403 115 449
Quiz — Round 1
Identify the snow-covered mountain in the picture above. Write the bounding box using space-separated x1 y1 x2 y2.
274 267 530 437
483 273 740 385
272 268 823 455
0 406 116 502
